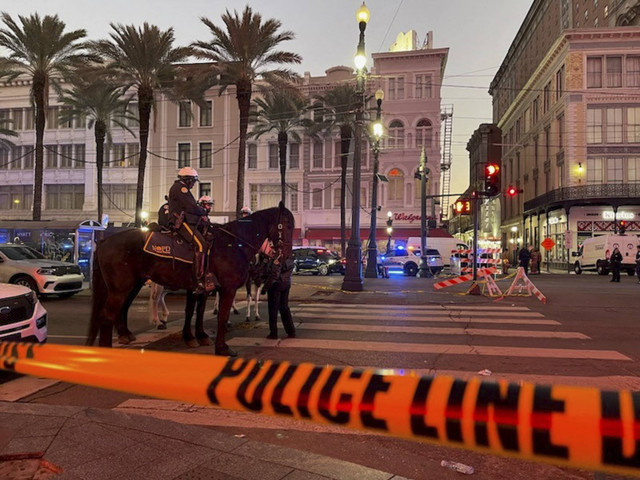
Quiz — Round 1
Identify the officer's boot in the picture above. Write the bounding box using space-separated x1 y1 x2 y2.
193 251 206 295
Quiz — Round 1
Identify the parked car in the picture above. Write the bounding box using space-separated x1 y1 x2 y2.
0 244 84 298
380 247 443 276
0 283 47 343
292 247 346 275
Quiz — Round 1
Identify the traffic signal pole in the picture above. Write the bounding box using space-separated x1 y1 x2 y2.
472 193 480 282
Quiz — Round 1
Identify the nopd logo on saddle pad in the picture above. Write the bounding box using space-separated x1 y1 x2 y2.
143 232 194 264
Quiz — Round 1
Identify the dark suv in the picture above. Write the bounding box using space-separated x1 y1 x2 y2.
292 247 345 275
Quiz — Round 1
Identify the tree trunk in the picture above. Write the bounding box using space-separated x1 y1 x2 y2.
339 125 352 257
135 85 153 227
235 79 252 218
95 120 106 222
278 131 288 205
32 73 46 221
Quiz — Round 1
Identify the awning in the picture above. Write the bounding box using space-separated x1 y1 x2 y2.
305 227 452 241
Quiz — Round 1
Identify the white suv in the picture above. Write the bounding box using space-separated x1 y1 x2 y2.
0 244 84 298
0 283 47 343
380 248 443 276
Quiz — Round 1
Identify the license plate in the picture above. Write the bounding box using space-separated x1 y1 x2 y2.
0 333 22 342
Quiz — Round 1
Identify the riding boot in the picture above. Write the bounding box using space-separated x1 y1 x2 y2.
193 251 206 295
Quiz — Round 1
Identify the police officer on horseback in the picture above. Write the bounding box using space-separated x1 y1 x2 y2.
168 167 216 294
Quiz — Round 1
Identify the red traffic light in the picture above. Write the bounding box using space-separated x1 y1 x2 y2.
454 199 471 215
506 186 518 197
485 163 499 177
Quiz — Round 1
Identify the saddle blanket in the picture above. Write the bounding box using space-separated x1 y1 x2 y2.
143 231 194 264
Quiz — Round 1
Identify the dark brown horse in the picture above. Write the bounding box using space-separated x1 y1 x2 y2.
86 204 294 356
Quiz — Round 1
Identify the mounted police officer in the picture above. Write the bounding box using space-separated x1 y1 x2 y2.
168 167 216 294
240 206 252 218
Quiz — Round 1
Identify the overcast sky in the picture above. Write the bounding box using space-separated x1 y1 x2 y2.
1 0 532 196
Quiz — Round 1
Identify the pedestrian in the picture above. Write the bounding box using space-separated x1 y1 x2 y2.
636 245 640 284
266 251 296 340
610 247 623 283
518 245 532 275
530 248 540 275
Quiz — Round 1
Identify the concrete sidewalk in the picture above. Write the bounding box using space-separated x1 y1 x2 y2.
0 402 408 480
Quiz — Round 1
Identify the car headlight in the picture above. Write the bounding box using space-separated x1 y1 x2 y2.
37 267 56 275
25 290 37 306
327 259 336 265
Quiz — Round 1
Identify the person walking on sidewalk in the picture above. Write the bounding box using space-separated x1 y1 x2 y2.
266 252 296 340
635 245 640 284
519 245 532 275
530 248 540 275
610 247 623 282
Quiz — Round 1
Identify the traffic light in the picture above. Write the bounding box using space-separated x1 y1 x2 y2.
619 221 627 234
453 199 471 215
484 163 500 196
506 185 523 197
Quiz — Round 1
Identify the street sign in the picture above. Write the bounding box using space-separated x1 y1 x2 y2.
541 237 555 250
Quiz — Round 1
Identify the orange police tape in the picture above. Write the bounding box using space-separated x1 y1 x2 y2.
2 341 640 477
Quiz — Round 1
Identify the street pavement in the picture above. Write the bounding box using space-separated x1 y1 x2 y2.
1 271 639 479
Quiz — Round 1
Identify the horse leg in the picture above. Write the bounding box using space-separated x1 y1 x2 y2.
245 284 252 322
232 293 239 315
117 282 144 344
196 294 212 346
149 283 163 328
254 284 263 321
212 291 219 315
215 288 237 357
160 289 169 326
183 290 198 348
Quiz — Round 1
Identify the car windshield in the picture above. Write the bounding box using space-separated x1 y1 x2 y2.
0 246 46 260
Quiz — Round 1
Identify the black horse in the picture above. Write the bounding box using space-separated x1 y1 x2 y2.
86 204 294 356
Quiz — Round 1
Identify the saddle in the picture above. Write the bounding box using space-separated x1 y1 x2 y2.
143 230 194 264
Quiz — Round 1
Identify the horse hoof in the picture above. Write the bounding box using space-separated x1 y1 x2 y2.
127 332 137 342
118 335 131 345
184 338 198 348
197 336 213 346
254 316 261 322
157 322 167 330
215 347 238 357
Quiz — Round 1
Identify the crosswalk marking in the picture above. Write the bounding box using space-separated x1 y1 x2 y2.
292 312 557 325
226 337 631 361
296 303 536 312
296 323 589 339
293 307 544 318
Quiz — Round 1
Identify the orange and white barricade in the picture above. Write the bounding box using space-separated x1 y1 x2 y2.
434 267 497 290
504 266 547 304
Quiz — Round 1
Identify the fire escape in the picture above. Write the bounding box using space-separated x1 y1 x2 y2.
440 105 454 220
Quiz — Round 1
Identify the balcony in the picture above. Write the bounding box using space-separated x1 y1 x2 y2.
524 183 640 212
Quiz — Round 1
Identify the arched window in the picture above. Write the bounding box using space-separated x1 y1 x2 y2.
415 119 432 149
388 120 404 149
387 167 404 204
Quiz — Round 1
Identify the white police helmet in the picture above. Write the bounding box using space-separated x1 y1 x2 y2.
178 167 198 179
240 206 252 216
198 195 214 206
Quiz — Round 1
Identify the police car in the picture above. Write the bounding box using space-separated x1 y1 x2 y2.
380 246 443 276
0 283 47 343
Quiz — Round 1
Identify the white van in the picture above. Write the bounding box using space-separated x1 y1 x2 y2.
573 234 640 275
406 237 468 267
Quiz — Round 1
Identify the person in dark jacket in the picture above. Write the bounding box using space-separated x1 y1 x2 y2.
157 195 170 228
168 167 213 293
610 247 623 282
266 252 296 340
518 245 532 274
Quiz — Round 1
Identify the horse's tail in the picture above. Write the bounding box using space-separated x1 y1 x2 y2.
86 247 106 346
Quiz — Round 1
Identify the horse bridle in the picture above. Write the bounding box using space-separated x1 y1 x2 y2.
215 209 287 260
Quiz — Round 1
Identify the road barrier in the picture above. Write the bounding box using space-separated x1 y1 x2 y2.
433 267 497 290
3 341 639 477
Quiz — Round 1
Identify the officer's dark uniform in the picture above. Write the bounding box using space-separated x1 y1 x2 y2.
157 202 170 228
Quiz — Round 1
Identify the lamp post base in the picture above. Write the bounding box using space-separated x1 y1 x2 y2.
342 242 363 291
364 244 378 278
418 256 433 278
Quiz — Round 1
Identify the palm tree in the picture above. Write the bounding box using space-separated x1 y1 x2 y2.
192 6 301 217
0 12 90 220
89 23 196 227
251 89 312 203
315 84 361 257
58 74 138 222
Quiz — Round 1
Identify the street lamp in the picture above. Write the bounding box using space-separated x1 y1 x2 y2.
417 147 432 278
386 211 393 253
364 88 384 279
342 1 369 292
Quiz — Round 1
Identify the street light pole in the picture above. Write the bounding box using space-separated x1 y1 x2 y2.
417 147 432 278
386 211 393 253
342 2 369 292
364 89 384 279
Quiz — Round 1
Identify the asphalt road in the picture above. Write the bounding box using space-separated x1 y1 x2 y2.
3 272 640 480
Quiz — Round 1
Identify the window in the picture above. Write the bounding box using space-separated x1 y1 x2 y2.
397 77 405 100
126 143 139 167
0 185 32 210
555 65 565 101
0 148 8 169
268 144 278 169
289 191 298 212
543 83 551 112
334 141 342 168
524 108 530 132
312 187 323 209
333 188 341 209
24 108 33 130
250 184 258 211
23 148 33 170
101 184 136 210
11 146 21 169
59 108 73 129
178 143 191 168
627 107 640 143
312 103 323 123
628 157 640 182
59 145 73 168
258 184 285 210
544 126 551 160
46 107 59 129
312 140 323 169
11 109 22 131
74 113 87 129
108 144 125 167
606 108 623 143
558 113 565 149
74 144 85 169
199 142 212 168
532 97 539 125
178 101 191 127
606 57 622 88
388 77 405 100
46 184 84 210
289 143 299 169
45 145 58 168
247 144 257 169
586 158 603 184
415 75 432 98
607 158 623 183
388 120 404 149
199 101 212 127
387 168 404 203
415 119 432 149
587 108 602 143
199 182 211 199
388 78 395 101
626 56 640 87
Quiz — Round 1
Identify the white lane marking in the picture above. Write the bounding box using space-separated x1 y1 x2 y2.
227 337 631 361
297 303 536 311
292 312 558 325
296 323 590 339
292 308 544 318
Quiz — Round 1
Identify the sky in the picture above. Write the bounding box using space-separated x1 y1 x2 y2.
1 0 533 197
